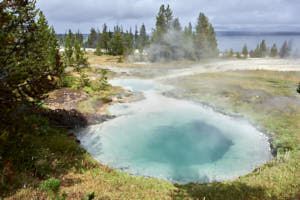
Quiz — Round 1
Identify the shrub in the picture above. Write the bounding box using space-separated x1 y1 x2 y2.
117 56 123 63
83 192 95 200
40 178 95 200
26 115 51 135
57 73 77 88
98 69 109 89
40 178 62 199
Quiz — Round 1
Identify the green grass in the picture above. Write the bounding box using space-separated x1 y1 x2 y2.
76 84 126 114
77 96 111 114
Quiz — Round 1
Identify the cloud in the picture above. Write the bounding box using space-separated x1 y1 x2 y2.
36 0 300 33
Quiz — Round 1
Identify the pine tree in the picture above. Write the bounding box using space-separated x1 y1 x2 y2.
74 38 88 69
95 42 102 56
188 23 193 35
73 38 89 87
86 27 98 48
184 22 193 38
47 27 60 68
165 5 173 29
150 4 174 60
108 27 124 56
195 13 208 59
67 29 74 46
123 30 134 55
95 25 108 56
139 24 148 51
134 26 139 49
0 0 63 107
254 44 261 57
208 24 218 57
260 40 268 57
270 43 278 57
75 30 84 45
279 41 291 58
149 5 218 61
99 24 110 54
242 44 248 58
182 23 196 60
129 27 135 43
196 13 209 35
36 12 60 70
98 69 109 90
195 13 217 58
152 5 168 42
62 29 89 70
172 18 182 31
229 49 234 58
63 33 74 66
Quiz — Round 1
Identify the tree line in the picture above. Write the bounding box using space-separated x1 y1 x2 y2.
59 4 218 62
223 40 292 59
58 24 149 57
148 5 218 61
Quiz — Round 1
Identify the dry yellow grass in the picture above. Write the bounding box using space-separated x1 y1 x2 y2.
87 52 142 68
87 52 199 68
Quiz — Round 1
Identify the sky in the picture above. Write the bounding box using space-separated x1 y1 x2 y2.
36 0 300 34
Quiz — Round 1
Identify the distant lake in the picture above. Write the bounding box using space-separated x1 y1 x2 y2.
65 31 300 54
216 31 300 53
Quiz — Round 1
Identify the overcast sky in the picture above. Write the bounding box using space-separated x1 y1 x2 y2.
37 0 300 34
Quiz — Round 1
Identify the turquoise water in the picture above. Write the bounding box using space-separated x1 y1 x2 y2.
78 79 272 183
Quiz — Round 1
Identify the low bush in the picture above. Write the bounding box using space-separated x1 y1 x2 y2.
40 178 95 200
40 178 62 199
57 73 77 88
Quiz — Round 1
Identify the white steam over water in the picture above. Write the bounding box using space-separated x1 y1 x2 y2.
155 58 300 80
77 79 272 183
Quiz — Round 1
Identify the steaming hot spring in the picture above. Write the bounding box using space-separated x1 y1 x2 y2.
77 79 272 183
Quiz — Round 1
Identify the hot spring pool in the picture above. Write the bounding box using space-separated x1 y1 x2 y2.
77 79 272 183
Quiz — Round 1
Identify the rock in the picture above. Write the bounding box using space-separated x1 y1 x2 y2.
44 88 88 110
83 113 116 125
35 109 88 129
